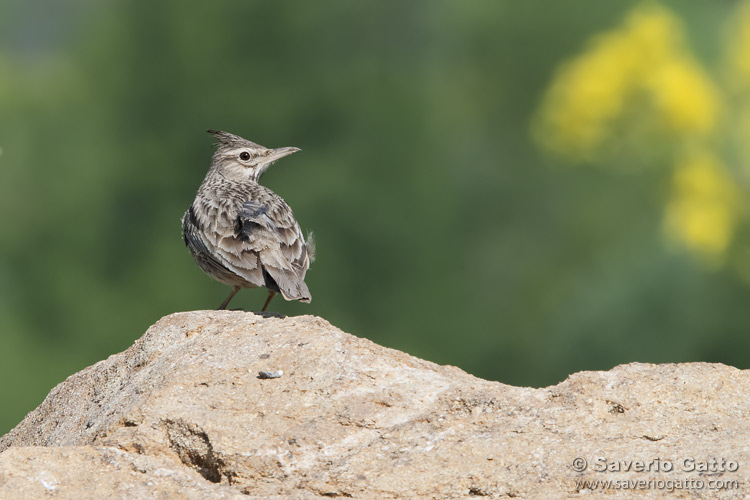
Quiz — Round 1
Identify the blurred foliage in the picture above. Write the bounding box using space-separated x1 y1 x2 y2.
0 0 748 433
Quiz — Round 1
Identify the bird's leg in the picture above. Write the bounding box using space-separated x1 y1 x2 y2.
218 286 241 310
261 290 277 312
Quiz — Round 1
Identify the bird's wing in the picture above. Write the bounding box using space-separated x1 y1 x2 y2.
184 203 263 287
238 198 312 302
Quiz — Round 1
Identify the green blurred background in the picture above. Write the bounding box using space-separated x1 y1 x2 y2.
1 0 749 433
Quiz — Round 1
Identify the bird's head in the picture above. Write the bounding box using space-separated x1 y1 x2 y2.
207 130 300 183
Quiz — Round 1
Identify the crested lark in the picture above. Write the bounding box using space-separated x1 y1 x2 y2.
182 130 314 311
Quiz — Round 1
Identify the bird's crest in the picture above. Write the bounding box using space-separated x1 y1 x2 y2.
207 129 263 150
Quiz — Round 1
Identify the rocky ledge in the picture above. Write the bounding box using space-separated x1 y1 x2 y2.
0 312 747 499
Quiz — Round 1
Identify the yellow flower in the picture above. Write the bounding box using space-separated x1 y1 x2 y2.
532 2 749 264
644 57 719 136
665 152 740 261
533 3 720 160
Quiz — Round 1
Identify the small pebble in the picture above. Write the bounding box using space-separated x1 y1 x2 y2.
258 370 283 379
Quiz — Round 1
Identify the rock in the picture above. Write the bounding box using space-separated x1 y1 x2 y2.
0 446 248 499
1 311 748 499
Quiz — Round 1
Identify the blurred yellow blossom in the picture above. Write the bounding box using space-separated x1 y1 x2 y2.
644 57 720 136
533 1 750 264
533 3 720 161
665 152 740 262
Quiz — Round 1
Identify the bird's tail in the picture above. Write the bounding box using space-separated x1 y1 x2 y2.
261 250 312 303
266 265 311 302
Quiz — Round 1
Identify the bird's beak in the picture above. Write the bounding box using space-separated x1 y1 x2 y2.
255 146 301 180
266 146 301 163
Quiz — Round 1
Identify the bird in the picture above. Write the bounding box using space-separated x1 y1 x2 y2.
182 130 314 312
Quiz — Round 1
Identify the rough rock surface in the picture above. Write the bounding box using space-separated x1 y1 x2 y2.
1 311 748 499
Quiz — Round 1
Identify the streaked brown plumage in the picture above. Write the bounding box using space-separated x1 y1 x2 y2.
182 130 314 311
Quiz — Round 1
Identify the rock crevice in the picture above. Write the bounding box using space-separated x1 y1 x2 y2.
164 418 225 483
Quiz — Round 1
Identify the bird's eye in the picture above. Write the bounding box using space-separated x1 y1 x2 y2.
239 152 251 161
